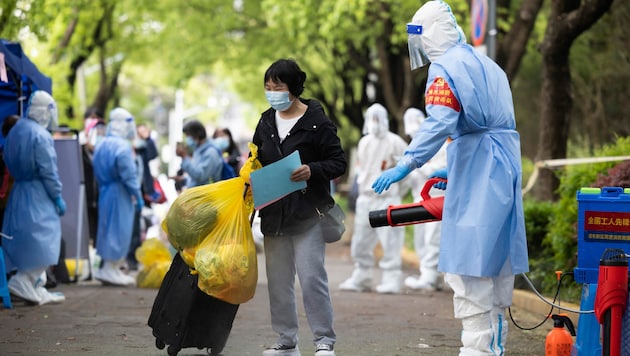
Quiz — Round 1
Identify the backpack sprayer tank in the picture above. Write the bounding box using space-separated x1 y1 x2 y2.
369 178 445 228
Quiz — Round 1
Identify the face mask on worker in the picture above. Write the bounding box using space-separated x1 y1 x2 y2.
186 136 197 150
214 137 230 151
26 90 58 129
265 90 294 112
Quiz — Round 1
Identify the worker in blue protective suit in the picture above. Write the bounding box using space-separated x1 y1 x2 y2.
92 107 143 286
3 90 67 305
175 119 223 188
372 1 529 355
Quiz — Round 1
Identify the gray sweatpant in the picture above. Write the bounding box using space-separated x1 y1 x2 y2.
264 223 336 347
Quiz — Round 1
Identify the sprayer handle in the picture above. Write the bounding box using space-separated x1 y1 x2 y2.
420 177 447 201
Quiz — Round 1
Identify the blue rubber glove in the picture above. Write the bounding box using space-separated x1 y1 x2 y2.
135 192 145 212
372 164 412 194
150 191 162 203
429 168 448 190
54 196 67 216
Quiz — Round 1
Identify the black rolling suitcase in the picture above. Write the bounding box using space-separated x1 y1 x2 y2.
148 252 240 356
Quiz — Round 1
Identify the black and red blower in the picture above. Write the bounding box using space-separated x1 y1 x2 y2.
369 177 445 228
594 248 628 356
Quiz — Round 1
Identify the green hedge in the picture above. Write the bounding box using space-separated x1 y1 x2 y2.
523 136 630 303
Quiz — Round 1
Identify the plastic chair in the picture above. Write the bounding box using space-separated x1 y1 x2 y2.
0 246 13 309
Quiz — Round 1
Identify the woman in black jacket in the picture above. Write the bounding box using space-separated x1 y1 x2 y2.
253 58 346 356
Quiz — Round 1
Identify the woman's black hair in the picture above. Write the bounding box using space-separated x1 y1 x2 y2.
2 114 19 137
182 119 207 140
84 107 104 119
264 58 307 97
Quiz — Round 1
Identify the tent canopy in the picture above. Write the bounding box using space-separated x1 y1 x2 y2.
0 39 52 146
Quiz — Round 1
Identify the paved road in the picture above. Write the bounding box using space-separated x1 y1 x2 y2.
0 242 548 355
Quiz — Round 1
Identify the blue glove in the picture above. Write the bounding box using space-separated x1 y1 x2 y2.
54 196 67 216
372 165 412 194
135 192 145 212
429 168 448 190
150 191 162 203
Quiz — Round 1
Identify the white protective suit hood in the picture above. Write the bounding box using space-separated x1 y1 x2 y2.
107 107 136 140
26 90 58 129
363 103 389 138
408 0 465 68
403 107 426 137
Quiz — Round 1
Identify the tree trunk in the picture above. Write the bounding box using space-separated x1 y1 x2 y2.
534 50 572 200
532 0 614 201
495 0 544 81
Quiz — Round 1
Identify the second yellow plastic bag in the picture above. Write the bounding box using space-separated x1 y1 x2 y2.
135 238 173 289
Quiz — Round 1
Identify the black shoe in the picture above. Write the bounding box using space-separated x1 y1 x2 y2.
262 343 300 355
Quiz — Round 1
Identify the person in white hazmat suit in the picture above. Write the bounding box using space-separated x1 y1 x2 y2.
400 107 448 291
92 107 143 286
339 103 408 294
3 90 67 305
372 1 529 355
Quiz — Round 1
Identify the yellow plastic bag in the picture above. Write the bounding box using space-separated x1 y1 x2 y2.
162 185 220 266
137 260 171 289
135 238 173 288
162 143 261 268
193 177 258 304
135 238 172 266
162 143 262 303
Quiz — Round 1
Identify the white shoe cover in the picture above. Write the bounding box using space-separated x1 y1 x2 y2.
8 272 42 304
375 270 402 294
491 308 508 355
460 314 495 356
35 287 65 305
404 272 439 291
94 262 135 286
32 271 65 305
339 268 372 292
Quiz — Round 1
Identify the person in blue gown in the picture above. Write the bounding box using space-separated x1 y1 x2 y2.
92 107 143 286
3 90 67 305
372 1 529 354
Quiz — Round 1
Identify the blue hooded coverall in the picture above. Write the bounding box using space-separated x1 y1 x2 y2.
2 118 62 271
93 136 140 261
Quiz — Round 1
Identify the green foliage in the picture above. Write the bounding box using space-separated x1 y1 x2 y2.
519 198 554 293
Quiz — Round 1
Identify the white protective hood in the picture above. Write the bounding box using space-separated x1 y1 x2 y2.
107 107 136 140
363 103 389 138
410 0 465 62
26 90 58 129
403 107 426 137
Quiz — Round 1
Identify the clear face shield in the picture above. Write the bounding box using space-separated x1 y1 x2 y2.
407 24 430 71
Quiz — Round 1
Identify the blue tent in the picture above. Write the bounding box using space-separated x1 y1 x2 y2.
0 39 52 147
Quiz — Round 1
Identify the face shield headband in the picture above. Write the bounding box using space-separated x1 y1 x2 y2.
407 24 430 71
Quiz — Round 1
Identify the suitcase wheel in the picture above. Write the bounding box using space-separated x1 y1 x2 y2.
155 338 165 350
167 345 180 356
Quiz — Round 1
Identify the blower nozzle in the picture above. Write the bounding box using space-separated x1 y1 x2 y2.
369 178 445 228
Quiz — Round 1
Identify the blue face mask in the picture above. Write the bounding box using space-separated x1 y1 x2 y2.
214 137 230 152
265 91 294 112
185 136 197 150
